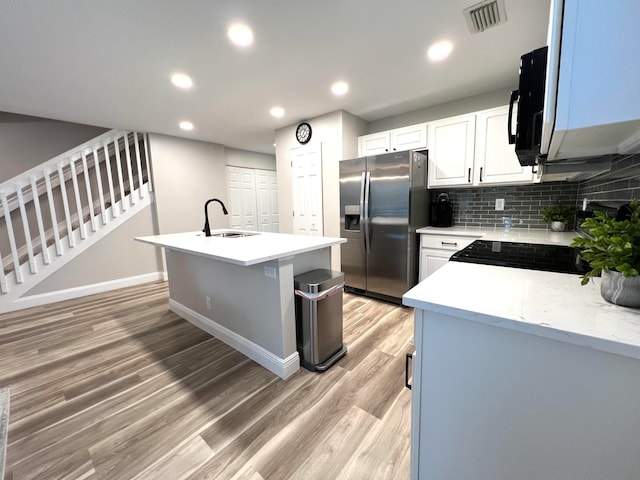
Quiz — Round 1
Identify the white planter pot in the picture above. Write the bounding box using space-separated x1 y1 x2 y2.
601 270 640 308
550 221 566 232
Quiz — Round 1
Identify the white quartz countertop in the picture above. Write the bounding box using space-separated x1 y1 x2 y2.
416 225 577 245
135 230 346 266
403 262 640 361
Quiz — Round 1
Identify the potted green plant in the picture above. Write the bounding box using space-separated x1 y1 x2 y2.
542 204 577 232
570 201 640 307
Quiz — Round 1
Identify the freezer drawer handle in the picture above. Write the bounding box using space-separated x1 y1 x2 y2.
405 353 413 390
441 241 458 247
294 283 344 302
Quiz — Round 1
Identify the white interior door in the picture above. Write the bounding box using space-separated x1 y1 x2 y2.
226 166 243 229
227 166 278 231
291 144 323 236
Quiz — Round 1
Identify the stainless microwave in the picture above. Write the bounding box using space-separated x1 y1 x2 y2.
508 46 548 167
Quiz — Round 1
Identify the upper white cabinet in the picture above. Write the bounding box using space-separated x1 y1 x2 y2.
427 114 476 187
475 106 536 185
358 123 427 156
542 0 640 160
428 107 535 188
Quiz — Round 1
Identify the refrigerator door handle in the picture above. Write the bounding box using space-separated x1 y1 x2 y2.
363 171 371 254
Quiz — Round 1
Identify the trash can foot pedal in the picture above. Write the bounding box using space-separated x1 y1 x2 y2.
301 345 347 373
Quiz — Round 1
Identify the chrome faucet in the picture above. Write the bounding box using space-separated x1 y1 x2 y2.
203 198 228 237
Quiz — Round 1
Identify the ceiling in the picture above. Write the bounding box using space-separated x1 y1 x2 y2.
0 0 550 155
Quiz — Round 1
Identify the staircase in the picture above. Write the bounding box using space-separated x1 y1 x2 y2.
0 130 153 313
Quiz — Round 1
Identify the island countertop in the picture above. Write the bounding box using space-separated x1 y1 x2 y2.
135 230 346 266
403 262 640 361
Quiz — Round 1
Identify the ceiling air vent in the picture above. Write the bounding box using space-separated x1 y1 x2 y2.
464 0 507 34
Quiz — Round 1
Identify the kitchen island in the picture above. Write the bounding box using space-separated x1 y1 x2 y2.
135 230 346 379
403 262 640 480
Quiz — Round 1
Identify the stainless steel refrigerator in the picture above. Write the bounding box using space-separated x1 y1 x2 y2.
339 150 429 302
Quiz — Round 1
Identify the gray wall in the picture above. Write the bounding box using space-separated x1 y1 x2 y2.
26 204 163 295
225 147 276 170
148 133 229 235
367 89 511 134
0 112 108 182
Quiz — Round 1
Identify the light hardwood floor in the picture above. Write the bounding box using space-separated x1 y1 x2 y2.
0 282 414 480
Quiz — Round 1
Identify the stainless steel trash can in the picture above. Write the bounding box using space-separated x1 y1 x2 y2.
294 269 347 372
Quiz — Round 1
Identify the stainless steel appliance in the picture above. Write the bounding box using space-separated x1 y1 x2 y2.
339 150 429 302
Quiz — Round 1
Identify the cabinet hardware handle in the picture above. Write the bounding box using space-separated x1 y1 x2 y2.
479 167 483 182
441 241 458 246
405 353 413 390
468 168 471 183
532 164 538 174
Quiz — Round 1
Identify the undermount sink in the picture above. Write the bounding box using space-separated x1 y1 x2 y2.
210 231 261 238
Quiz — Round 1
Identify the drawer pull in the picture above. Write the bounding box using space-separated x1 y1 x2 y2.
405 353 413 390
441 241 458 246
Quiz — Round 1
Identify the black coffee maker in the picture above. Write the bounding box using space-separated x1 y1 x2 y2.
431 193 453 227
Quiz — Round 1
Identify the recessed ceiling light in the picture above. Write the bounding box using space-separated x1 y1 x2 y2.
179 121 194 131
270 106 284 118
228 23 254 47
171 73 193 89
331 81 349 96
427 40 454 62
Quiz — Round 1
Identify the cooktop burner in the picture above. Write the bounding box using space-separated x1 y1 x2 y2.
450 240 588 275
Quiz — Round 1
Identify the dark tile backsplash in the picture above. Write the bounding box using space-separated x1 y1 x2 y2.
432 182 579 230
432 153 640 230
577 153 640 202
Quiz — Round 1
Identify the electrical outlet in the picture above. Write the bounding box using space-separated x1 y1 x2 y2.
264 266 277 279
205 296 211 310
495 198 505 211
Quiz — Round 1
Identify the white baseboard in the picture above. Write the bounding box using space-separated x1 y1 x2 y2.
169 299 300 380
6 272 166 313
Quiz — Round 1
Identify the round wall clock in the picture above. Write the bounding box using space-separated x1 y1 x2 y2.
295 122 312 144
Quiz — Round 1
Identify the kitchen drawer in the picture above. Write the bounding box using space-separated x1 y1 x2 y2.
420 234 479 251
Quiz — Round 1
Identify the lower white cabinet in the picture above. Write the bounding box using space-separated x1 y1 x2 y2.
419 233 479 281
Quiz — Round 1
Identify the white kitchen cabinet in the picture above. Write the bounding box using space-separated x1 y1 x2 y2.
542 0 640 160
428 108 535 188
427 114 476 187
358 123 427 156
475 106 536 185
419 233 478 281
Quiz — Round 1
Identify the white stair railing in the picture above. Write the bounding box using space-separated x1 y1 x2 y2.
0 130 153 299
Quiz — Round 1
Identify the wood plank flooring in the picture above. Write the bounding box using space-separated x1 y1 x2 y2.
0 282 414 480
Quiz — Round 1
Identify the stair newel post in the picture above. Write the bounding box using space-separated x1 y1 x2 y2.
15 184 36 274
29 175 50 265
80 150 95 233
56 163 75 248
114 135 127 214
124 133 136 207
44 169 63 256
103 139 116 220
143 133 152 193
92 145 107 226
133 132 144 199
1 192 23 284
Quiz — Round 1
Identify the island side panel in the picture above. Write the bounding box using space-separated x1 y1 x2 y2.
165 250 293 359
416 310 640 480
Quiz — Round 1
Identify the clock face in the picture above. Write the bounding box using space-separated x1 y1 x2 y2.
296 122 312 144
